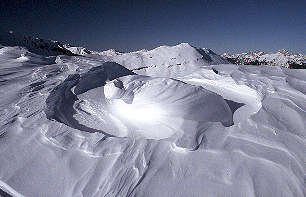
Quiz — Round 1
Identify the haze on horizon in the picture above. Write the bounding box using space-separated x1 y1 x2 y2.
0 0 305 54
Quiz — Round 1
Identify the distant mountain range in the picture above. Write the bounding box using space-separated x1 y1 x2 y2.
0 31 305 69
0 31 229 69
222 50 305 69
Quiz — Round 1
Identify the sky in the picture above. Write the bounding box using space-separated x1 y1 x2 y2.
0 0 305 54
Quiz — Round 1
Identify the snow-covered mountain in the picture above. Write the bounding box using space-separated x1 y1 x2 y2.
0 31 77 56
91 43 229 77
0 36 305 197
222 49 305 68
62 44 92 55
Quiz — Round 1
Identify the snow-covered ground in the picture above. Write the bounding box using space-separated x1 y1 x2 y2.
0 42 305 197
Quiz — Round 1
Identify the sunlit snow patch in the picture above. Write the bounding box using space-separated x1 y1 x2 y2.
15 54 29 62
104 79 165 123
111 99 164 123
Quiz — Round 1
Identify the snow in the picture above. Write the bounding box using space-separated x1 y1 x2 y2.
91 43 229 77
222 50 305 68
105 75 233 139
0 43 305 197
0 31 75 56
63 44 92 55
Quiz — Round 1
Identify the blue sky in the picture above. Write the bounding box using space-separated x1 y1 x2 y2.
1 0 305 54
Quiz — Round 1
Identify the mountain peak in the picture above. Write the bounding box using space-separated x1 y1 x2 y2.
177 42 192 47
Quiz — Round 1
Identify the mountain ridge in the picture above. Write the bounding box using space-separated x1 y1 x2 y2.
1 31 304 69
222 50 305 69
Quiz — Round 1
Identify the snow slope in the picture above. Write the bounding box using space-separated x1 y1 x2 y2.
0 43 305 197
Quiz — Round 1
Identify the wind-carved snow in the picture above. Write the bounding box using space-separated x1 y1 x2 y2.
0 43 305 197
104 75 232 139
